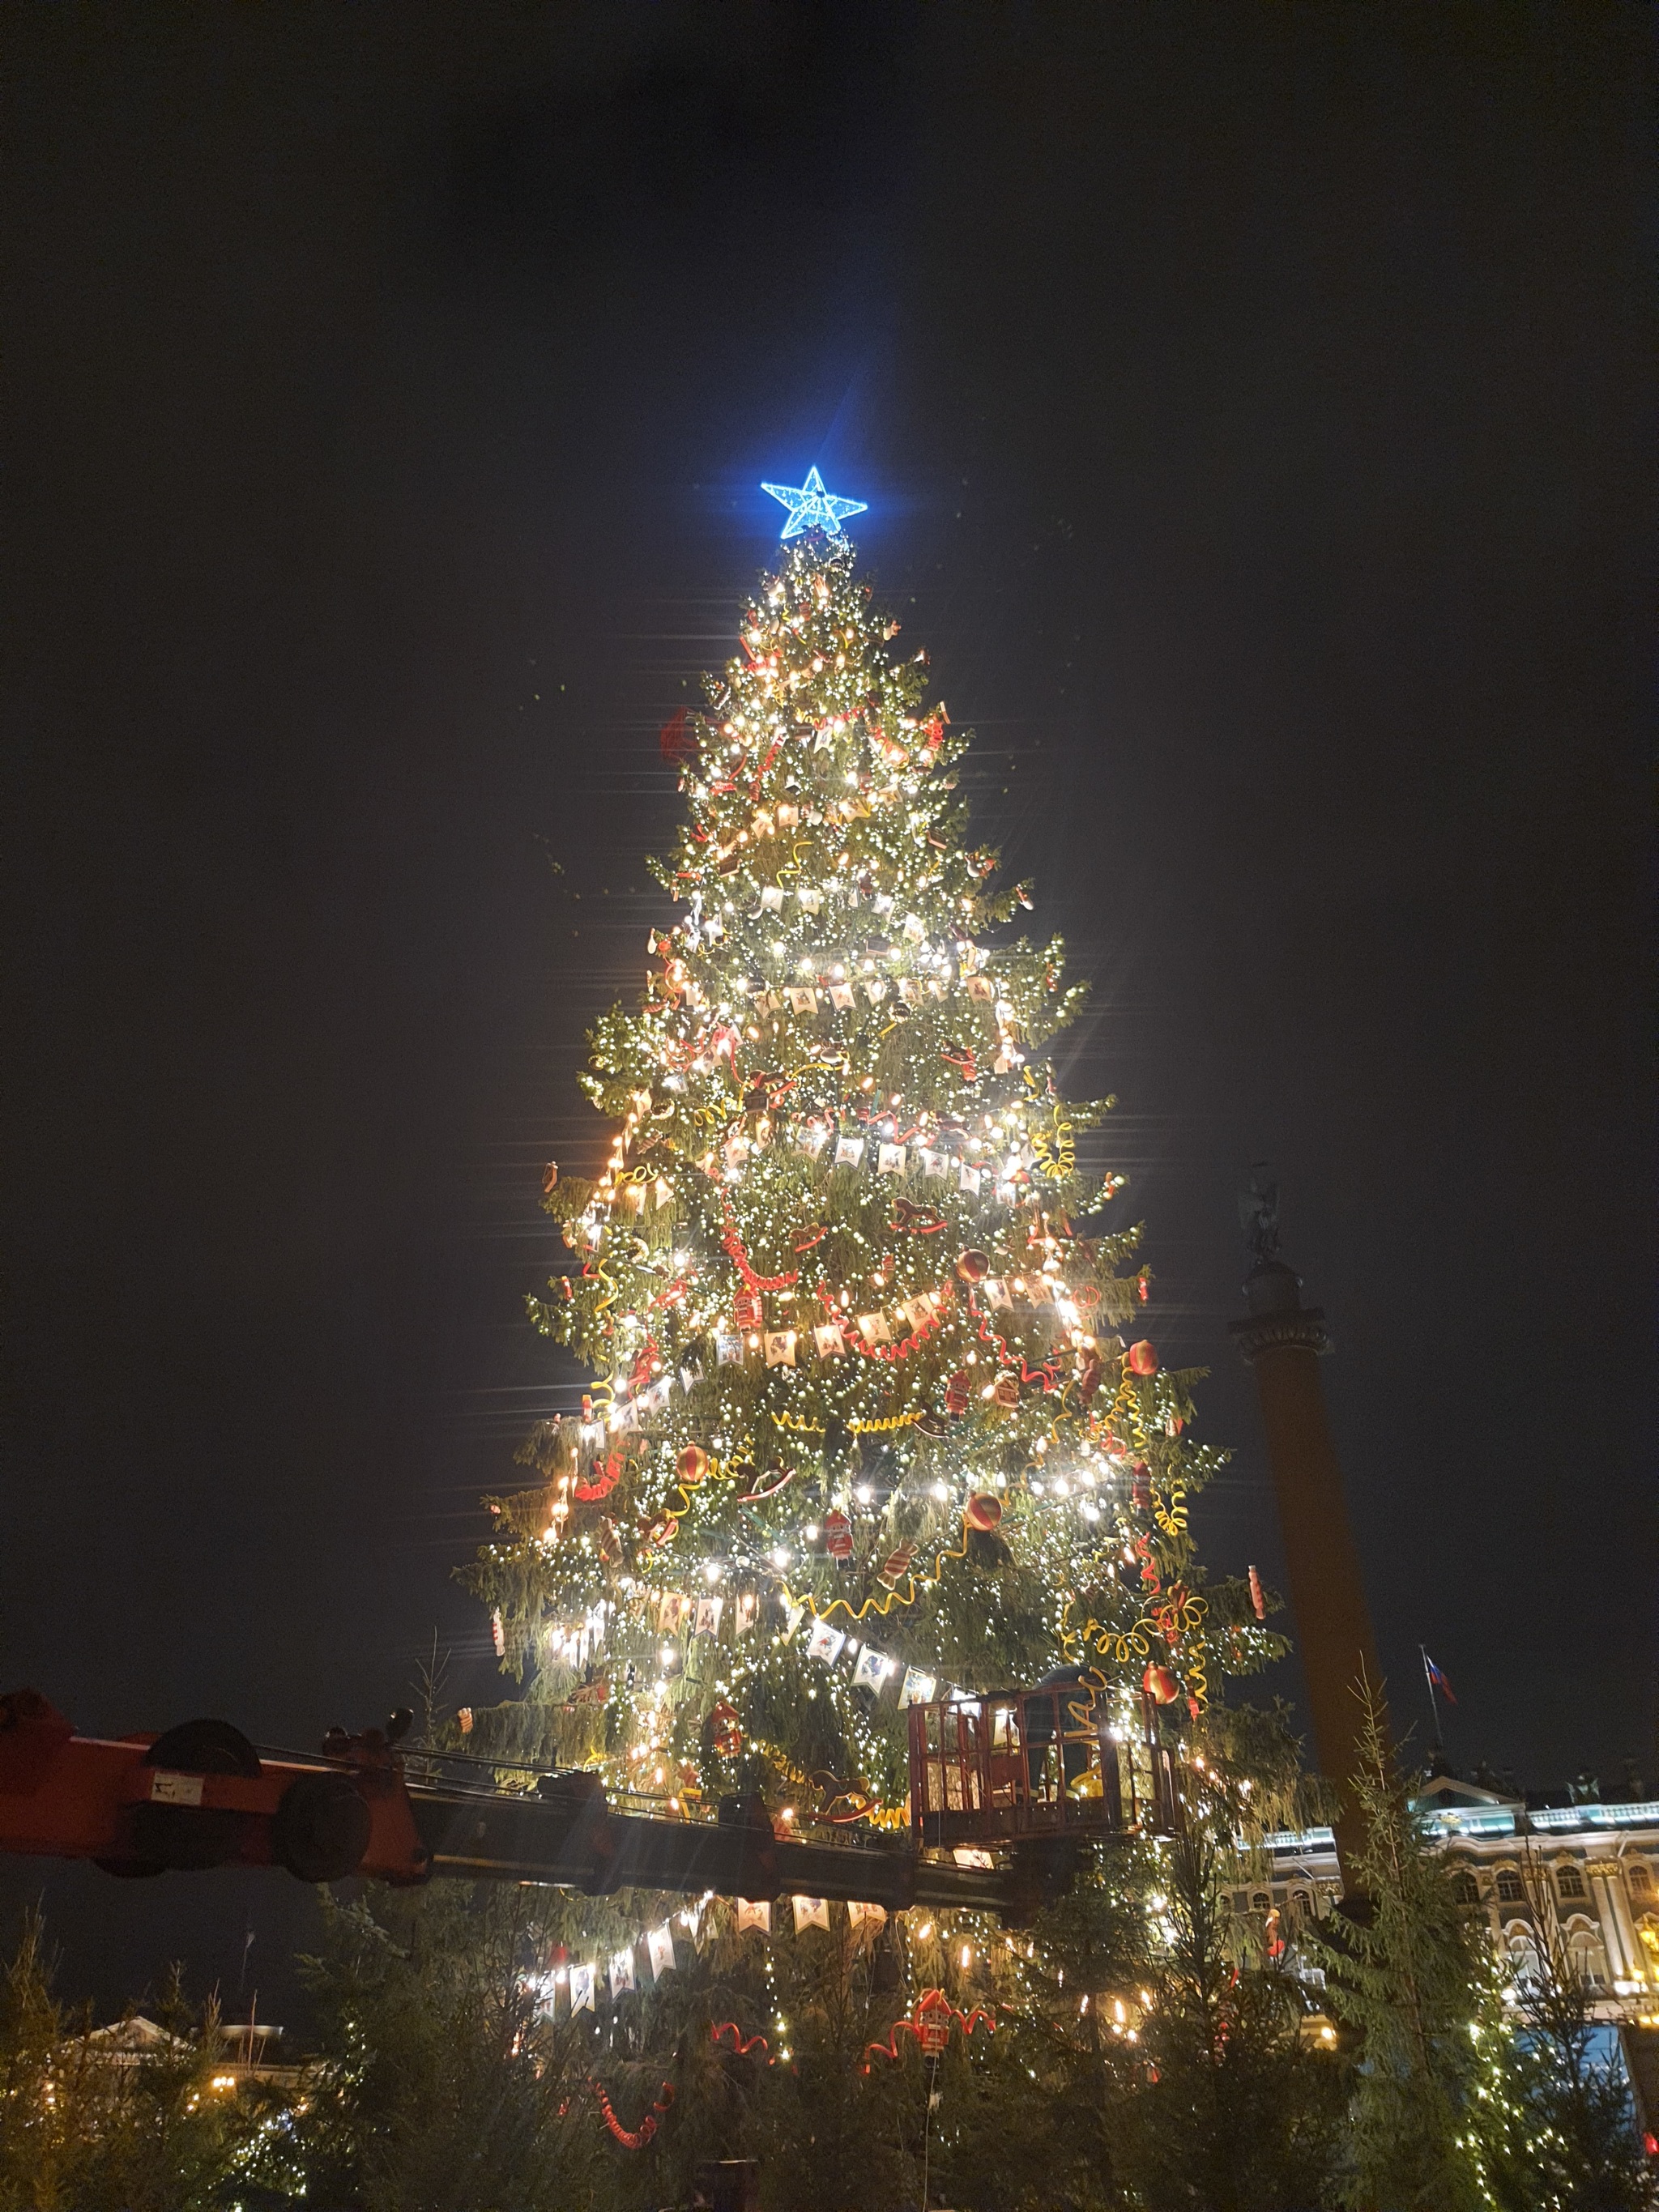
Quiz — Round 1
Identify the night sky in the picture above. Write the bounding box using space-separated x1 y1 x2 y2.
3 7 1651 2022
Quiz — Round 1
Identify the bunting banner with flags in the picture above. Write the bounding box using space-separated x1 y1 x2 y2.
807 1618 847 1664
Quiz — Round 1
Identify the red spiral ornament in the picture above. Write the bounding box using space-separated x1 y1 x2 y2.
593 2077 675 2149
721 1196 799 1291
862 1989 995 2072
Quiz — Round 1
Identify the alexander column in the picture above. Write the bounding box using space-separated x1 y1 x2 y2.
1230 1172 1386 1886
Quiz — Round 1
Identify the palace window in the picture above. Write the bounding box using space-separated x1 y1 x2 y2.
1555 1865 1585 1901
1565 1926 1610 1988
1495 1868 1526 1903
1452 1871 1480 1905
1629 1862 1652 1897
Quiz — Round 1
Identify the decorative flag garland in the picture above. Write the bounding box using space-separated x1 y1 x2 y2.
535 1885 900 2034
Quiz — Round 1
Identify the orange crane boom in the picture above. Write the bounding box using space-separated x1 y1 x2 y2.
0 1690 1088 1924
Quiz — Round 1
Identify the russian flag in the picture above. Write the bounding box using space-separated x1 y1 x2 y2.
1424 1655 1457 1704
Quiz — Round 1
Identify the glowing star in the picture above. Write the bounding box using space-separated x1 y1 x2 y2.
760 467 868 539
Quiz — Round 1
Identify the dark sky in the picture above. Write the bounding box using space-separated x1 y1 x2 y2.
3 6 1651 2022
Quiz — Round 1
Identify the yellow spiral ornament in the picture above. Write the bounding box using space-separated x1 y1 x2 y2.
784 1511 973 1626
1152 1483 1188 1540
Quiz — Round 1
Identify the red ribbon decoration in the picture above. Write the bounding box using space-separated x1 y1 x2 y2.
721 1195 799 1291
573 1454 623 1502
862 1989 995 2072
814 1289 946 1365
659 706 694 765
748 735 782 794
593 2078 675 2149
710 2022 771 2058
967 1290 1064 1392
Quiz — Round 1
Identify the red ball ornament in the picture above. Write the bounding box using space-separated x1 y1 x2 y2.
1142 1664 1178 1705
963 1493 1002 1533
1128 1340 1159 1377
676 1445 710 1485
956 1249 990 1284
945 1370 970 1418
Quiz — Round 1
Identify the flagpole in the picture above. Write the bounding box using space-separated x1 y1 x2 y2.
1419 1645 1444 1758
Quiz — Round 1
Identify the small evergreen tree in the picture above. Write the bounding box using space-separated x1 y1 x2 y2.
267 1885 610 2212
0 1907 82 2210
1310 1682 1490 2212
1102 1822 1346 2211
0 1910 258 2212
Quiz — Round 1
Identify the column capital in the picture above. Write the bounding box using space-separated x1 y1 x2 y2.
1230 1307 1331 1363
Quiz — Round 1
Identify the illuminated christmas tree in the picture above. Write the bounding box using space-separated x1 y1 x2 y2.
459 486 1289 2197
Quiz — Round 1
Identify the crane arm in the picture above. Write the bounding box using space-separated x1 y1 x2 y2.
0 1690 1066 1924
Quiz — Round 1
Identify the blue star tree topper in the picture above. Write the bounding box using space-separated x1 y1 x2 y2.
760 466 868 539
